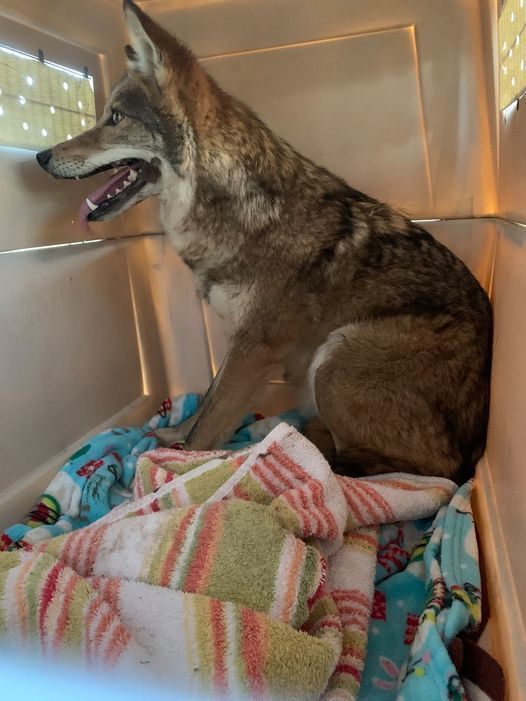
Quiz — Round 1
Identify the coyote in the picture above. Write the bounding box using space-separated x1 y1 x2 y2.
36 0 492 481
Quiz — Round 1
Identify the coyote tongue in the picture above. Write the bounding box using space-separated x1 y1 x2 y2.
79 166 138 222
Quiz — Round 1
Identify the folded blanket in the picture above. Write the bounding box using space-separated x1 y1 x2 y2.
0 417 480 701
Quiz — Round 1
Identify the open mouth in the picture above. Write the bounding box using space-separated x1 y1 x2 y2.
79 159 160 223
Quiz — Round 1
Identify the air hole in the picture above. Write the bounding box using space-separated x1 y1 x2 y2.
22 122 29 131
19 95 26 105
26 76 33 86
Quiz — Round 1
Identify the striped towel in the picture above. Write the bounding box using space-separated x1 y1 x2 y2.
0 423 457 700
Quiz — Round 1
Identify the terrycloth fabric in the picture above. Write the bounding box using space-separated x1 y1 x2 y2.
358 482 480 700
0 422 467 701
0 395 303 550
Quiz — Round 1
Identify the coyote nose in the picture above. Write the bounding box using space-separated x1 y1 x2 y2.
36 149 52 169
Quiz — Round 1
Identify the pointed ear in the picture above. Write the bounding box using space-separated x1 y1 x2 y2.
123 0 168 85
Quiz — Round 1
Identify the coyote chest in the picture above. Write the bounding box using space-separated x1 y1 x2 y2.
208 283 251 334
165 220 249 334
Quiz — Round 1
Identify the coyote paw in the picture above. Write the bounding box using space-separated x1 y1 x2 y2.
154 418 195 447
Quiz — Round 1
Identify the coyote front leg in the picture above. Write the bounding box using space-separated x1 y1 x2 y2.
184 334 283 451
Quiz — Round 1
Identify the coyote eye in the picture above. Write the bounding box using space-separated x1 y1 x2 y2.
110 110 124 125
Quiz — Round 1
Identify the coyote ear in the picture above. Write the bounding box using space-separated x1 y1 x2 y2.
123 0 168 85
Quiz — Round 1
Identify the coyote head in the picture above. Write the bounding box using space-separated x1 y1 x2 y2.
36 0 207 224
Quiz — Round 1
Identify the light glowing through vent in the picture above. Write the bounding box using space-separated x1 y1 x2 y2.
0 43 96 150
500 0 526 109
